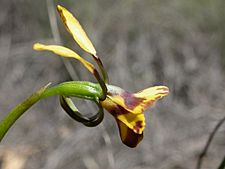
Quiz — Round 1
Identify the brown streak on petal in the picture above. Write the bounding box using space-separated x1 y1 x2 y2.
133 121 143 133
157 92 168 95
57 8 72 35
156 86 168 90
110 105 130 116
156 87 169 93
142 98 157 110
122 92 145 110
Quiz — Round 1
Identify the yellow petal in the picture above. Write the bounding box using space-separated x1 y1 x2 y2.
101 97 145 134
107 93 144 114
135 86 169 99
108 86 169 115
117 111 145 134
57 5 96 55
116 120 143 148
33 43 95 74
101 97 144 147
132 85 169 113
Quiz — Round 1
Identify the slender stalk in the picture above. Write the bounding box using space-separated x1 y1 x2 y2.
0 83 50 141
93 55 109 84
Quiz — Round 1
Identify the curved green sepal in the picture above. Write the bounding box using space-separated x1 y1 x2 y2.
60 96 104 127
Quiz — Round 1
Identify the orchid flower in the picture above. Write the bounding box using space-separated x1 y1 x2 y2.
33 5 169 147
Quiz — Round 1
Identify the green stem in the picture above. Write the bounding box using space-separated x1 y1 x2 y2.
41 81 102 100
0 81 103 142
0 84 50 142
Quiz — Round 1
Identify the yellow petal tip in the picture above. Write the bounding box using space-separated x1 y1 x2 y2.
33 43 44 51
57 5 63 11
156 86 169 96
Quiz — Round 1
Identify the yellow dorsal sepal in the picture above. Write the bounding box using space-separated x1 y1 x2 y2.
57 5 96 55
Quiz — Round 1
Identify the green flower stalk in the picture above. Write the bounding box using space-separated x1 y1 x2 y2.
0 84 50 141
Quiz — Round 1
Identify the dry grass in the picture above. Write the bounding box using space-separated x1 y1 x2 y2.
0 0 225 169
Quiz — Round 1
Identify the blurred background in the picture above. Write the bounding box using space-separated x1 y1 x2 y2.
0 0 225 169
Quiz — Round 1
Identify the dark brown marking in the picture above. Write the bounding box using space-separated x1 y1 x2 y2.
142 96 161 110
133 121 143 133
156 87 169 94
122 91 145 110
57 8 73 36
109 105 130 116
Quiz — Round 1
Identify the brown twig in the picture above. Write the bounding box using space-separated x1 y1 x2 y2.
196 116 225 169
